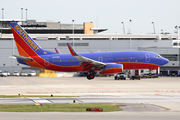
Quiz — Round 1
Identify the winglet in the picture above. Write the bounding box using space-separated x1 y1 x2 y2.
67 43 78 56
55 48 61 54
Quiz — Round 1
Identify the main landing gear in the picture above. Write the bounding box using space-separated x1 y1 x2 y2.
87 71 95 80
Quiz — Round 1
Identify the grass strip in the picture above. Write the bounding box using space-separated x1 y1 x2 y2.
0 104 121 112
0 95 77 98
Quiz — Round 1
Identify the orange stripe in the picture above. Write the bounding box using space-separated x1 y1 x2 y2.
16 42 30 57
15 42 45 69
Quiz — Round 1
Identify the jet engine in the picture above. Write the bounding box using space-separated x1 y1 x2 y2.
100 64 123 75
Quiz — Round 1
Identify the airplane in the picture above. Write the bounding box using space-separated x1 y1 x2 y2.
10 22 169 80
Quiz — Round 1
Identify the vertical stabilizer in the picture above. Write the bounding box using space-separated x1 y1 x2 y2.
10 22 54 57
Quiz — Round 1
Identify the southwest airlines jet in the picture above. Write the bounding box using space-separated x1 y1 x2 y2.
10 22 169 80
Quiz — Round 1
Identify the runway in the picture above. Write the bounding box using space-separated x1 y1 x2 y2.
0 76 180 120
0 111 180 120
0 97 180 105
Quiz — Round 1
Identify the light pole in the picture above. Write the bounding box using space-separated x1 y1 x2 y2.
72 20 74 48
152 22 156 34
2 8 4 19
26 9 28 22
129 19 132 51
21 8 23 19
59 21 61 29
21 8 23 25
121 22 125 34
1 8 4 38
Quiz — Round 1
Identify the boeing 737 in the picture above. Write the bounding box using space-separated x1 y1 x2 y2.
10 22 169 80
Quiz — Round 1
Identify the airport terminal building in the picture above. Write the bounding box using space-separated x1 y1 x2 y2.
0 19 180 74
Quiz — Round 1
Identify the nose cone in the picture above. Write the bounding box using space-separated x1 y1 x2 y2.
162 58 169 65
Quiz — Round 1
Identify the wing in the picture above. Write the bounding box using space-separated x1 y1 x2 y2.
67 43 106 68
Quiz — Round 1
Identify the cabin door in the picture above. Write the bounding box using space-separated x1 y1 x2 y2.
145 53 150 62
98 57 103 62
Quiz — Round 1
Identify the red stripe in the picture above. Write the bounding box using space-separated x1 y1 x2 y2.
117 62 160 70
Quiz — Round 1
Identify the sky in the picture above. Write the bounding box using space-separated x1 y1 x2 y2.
1 0 180 34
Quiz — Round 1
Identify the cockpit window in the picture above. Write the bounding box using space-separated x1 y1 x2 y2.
154 55 161 58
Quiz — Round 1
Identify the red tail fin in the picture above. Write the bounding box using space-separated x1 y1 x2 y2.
10 22 55 57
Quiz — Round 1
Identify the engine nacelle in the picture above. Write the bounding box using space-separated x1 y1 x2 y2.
100 64 123 75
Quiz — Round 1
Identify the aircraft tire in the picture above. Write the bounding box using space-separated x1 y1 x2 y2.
87 75 92 80
87 74 94 80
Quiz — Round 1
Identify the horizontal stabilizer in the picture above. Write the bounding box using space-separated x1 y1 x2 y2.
13 55 33 61
9 56 16 59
